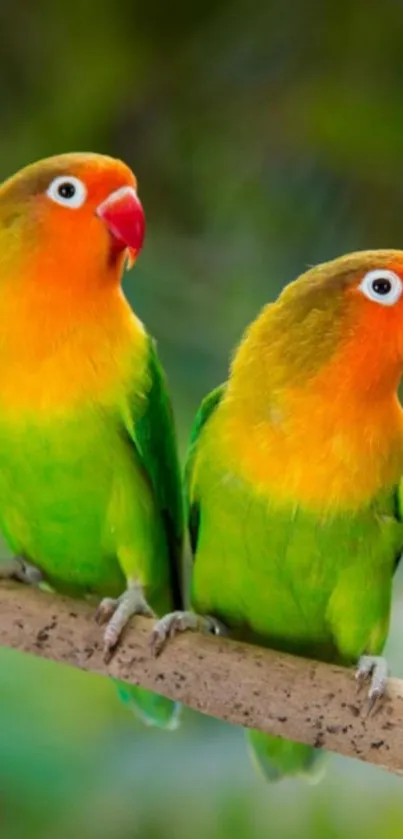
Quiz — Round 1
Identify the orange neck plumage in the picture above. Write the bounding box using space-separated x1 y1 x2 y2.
0 247 146 416
216 307 403 512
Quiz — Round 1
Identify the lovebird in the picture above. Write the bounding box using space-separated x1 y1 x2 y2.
152 251 403 779
0 152 183 728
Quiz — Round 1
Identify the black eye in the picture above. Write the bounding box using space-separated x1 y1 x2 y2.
360 269 402 306
371 279 392 295
57 182 76 200
47 175 87 208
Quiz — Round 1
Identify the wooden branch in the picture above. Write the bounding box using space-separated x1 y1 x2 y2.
0 582 403 775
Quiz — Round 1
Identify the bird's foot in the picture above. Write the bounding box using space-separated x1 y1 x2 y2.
95 582 155 663
356 655 389 712
150 610 229 656
0 556 43 586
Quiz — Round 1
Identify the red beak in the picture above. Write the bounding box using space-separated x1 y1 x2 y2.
96 186 145 265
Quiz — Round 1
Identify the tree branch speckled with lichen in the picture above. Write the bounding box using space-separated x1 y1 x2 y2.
0 581 402 775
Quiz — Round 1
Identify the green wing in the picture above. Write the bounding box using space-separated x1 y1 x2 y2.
184 383 226 555
394 483 403 572
130 335 184 609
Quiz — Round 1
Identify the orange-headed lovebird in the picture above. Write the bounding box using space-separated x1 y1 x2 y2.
0 154 184 695
153 251 403 779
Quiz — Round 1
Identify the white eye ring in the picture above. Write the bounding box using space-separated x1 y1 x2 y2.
359 269 403 307
46 175 87 209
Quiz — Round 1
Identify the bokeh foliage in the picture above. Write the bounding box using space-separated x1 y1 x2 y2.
1 0 403 836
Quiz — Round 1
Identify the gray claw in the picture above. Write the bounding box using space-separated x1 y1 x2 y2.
150 611 229 656
356 655 389 711
96 582 155 662
0 557 43 586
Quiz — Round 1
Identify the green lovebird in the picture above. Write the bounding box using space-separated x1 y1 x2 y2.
0 152 183 729
152 250 403 778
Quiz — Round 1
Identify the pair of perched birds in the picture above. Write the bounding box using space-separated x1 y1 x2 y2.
0 151 402 782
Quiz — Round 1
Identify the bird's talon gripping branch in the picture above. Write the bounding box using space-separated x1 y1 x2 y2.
356 655 389 710
0 557 43 586
150 610 229 656
97 582 155 662
94 597 117 625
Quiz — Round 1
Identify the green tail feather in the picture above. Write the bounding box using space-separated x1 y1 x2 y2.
246 730 327 783
114 680 182 731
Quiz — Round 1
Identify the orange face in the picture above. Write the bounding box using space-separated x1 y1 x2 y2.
329 254 403 391
0 154 148 413
0 152 145 287
265 249 403 395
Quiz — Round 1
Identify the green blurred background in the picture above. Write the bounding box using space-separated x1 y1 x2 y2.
1 0 403 836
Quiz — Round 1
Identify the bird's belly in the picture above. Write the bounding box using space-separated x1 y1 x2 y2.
0 416 146 596
191 475 399 661
192 528 335 658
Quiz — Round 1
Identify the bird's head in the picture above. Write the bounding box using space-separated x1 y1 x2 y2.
233 250 403 404
0 152 145 287
273 250 403 392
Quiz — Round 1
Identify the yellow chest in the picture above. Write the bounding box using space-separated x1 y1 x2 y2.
203 395 403 513
0 293 147 418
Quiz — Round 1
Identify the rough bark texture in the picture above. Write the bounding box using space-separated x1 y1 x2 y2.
0 582 403 774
